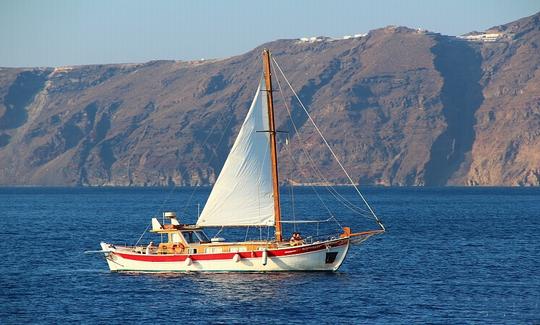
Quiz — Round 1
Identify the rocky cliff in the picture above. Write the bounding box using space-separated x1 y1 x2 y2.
0 12 539 186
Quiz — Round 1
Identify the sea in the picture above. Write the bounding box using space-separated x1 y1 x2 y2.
0 186 538 324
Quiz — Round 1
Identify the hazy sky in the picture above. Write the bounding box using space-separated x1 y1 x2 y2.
1 0 539 67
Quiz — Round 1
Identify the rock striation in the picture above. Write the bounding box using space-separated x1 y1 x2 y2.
0 12 539 186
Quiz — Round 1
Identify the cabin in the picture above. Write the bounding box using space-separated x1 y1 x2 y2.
147 212 278 255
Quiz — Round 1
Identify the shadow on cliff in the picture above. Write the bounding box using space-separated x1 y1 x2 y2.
78 101 121 184
0 70 49 147
0 70 49 130
423 39 484 186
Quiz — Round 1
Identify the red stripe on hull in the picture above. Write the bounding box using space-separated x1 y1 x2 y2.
114 239 348 262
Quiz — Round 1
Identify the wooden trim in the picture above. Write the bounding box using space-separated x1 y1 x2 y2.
262 49 283 242
348 229 385 237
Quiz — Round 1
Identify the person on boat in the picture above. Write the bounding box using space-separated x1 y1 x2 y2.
289 232 304 246
146 241 154 255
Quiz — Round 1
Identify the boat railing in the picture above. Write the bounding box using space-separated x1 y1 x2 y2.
301 232 342 245
295 229 382 246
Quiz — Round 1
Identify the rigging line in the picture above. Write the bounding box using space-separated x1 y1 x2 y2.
244 226 250 242
298 152 372 215
285 138 372 214
179 95 239 218
289 181 297 231
271 61 372 219
271 58 367 214
272 57 384 230
318 175 373 215
181 72 266 220
270 59 369 215
285 139 335 218
330 216 344 232
134 222 152 246
289 131 371 216
281 217 334 224
125 124 158 240
269 64 335 219
257 131 271 221
212 226 224 239
284 134 297 230
287 132 370 215
126 124 149 185
290 181 296 231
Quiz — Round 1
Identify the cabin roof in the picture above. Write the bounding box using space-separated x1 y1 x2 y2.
150 224 204 233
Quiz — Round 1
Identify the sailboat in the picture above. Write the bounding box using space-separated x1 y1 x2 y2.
96 49 384 272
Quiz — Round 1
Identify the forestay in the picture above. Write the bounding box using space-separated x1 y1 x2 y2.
197 79 275 227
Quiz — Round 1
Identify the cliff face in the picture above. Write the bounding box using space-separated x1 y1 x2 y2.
465 14 540 186
0 13 539 186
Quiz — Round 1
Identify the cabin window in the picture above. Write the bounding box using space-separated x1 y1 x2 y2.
205 247 223 253
195 231 210 243
230 247 247 253
182 231 198 244
180 230 210 244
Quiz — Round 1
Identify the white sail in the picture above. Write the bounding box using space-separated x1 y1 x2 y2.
197 79 275 227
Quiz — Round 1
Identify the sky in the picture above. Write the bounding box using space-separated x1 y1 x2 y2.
1 0 539 67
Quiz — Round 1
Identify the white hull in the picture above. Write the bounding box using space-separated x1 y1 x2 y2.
101 239 350 273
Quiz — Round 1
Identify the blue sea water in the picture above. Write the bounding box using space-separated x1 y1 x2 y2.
0 187 538 324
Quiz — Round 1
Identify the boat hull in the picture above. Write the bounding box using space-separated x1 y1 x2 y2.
100 238 350 273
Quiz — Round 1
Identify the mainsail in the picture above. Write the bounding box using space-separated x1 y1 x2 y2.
197 79 275 227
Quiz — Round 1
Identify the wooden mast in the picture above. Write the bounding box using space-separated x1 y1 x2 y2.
262 49 283 242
